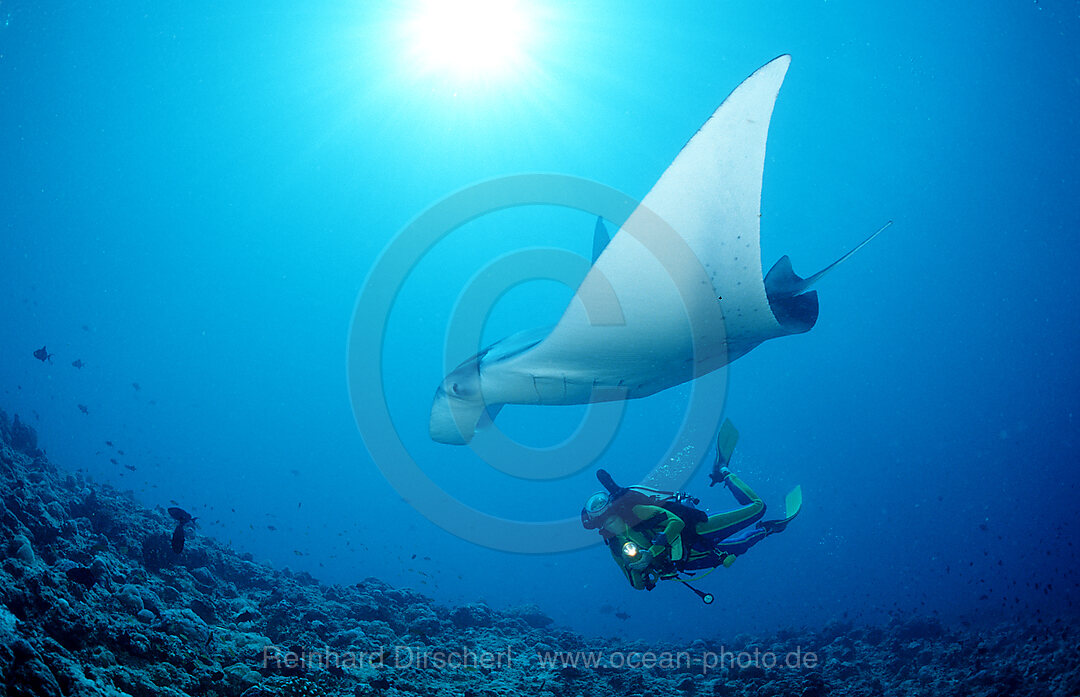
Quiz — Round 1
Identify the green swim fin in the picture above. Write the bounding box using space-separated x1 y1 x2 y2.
759 485 802 535
784 485 803 520
709 420 739 486
716 419 739 465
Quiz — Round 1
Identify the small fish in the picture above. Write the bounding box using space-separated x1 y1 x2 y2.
33 346 53 363
234 610 258 623
171 524 186 553
168 507 196 525
267 525 277 531
66 566 97 588
117 450 125 455
106 441 114 447
132 382 141 391
110 458 118 465
124 465 136 472
71 359 85 369
614 611 631 620
77 404 89 415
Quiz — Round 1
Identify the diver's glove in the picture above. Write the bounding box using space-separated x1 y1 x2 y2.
627 549 654 571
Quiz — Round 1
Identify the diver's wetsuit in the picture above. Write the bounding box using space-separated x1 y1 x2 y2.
687 471 768 562
602 503 685 591
603 471 768 589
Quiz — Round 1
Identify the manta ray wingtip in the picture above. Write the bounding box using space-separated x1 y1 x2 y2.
764 54 792 69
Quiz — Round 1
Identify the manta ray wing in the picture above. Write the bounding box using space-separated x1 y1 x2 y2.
430 55 889 445
513 55 795 397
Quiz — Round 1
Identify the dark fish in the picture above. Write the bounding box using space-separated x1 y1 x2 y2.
124 465 136 472
267 525 277 531
614 611 631 620
234 610 258 623
106 441 114 447
33 346 53 363
110 458 118 465
66 566 97 588
117 450 124 455
77 404 89 415
132 382 141 391
168 507 195 524
72 359 85 369
171 524 186 553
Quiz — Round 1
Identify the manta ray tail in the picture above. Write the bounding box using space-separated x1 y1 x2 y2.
764 221 893 334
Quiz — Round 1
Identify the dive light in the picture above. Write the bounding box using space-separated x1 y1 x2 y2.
621 541 639 559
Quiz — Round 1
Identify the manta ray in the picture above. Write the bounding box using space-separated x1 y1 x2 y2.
430 55 889 445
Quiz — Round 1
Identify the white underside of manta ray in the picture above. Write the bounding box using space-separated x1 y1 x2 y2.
430 55 890 445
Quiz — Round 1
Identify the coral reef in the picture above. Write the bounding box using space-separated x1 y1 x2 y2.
0 407 1077 696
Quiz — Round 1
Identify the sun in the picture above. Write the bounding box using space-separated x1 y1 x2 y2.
402 0 535 85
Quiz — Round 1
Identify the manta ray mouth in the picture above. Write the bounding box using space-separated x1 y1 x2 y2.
429 386 486 445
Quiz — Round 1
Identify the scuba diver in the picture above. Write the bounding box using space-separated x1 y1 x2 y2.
581 420 802 603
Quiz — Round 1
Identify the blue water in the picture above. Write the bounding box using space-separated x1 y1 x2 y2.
2 1 1078 641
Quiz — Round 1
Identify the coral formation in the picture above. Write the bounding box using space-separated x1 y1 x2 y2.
0 408 1076 696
